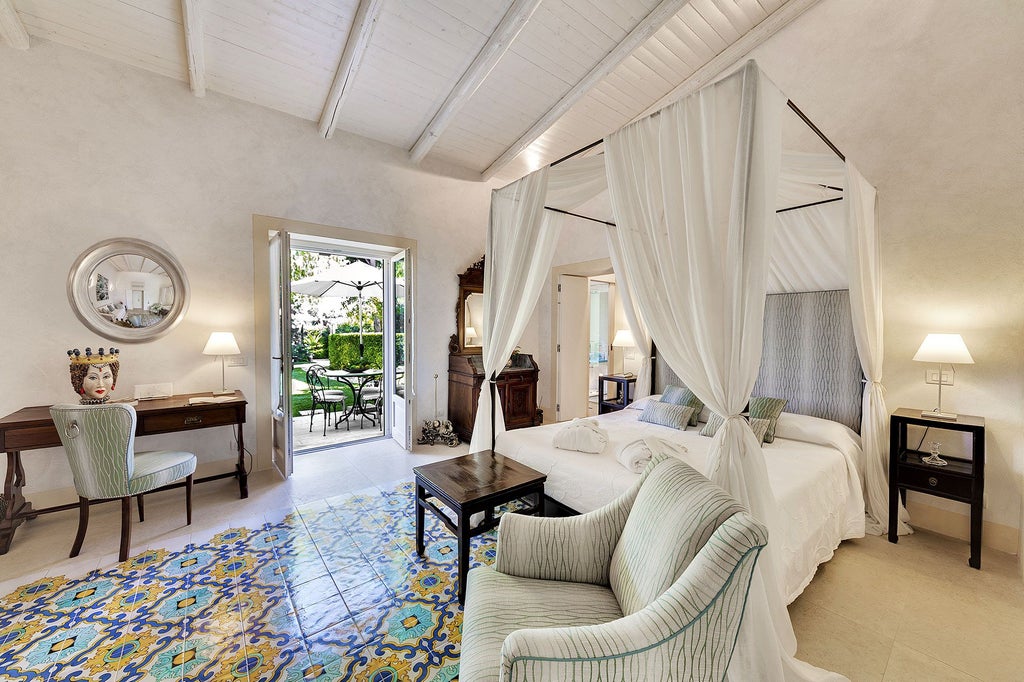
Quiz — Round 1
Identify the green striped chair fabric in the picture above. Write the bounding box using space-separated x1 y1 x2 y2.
50 403 197 561
461 453 767 682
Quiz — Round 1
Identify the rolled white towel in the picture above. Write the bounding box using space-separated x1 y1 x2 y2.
617 437 688 474
552 418 608 454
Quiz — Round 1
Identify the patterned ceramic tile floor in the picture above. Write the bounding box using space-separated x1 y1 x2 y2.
0 477 503 681
2 438 1021 681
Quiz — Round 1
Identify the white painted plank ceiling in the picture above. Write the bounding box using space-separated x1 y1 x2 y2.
6 0 822 180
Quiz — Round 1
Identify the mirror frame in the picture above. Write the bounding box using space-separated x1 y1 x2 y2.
453 258 484 354
67 238 190 343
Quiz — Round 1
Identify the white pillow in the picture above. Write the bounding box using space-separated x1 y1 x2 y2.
773 412 861 450
626 394 661 410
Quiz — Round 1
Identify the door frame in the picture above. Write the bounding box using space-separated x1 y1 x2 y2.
253 215 418 474
548 258 614 422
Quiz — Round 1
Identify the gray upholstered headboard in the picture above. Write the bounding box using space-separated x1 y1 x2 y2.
654 290 863 433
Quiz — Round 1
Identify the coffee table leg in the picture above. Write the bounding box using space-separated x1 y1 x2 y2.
457 507 470 604
415 482 425 557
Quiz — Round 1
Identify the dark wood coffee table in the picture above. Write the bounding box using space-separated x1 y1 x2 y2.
414 450 546 603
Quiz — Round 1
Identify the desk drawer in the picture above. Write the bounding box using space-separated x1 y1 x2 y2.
898 465 973 500
3 425 61 450
140 407 239 434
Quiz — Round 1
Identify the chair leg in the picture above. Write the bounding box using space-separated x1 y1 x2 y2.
137 494 145 522
186 474 193 525
70 496 89 558
322 403 328 437
119 496 132 563
309 401 315 432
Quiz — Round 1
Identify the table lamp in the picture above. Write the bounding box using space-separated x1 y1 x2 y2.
912 333 973 420
203 331 241 395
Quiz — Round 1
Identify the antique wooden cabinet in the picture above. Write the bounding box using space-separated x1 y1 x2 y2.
447 259 540 444
448 353 540 444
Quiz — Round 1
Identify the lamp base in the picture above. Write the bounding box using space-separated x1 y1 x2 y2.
212 389 235 396
921 409 958 421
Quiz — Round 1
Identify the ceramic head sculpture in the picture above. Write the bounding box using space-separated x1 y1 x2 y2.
67 347 120 404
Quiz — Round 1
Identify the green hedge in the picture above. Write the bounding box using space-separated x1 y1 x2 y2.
329 333 382 370
327 332 406 370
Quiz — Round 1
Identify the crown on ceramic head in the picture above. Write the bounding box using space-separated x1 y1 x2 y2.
67 347 120 365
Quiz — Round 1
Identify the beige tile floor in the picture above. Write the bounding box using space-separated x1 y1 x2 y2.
1 439 1020 681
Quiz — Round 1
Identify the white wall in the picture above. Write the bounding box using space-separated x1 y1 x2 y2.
0 40 491 500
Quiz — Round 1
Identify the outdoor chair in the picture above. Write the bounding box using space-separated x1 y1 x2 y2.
306 365 348 436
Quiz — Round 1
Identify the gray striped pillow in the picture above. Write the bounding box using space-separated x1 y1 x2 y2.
660 385 704 426
639 402 694 430
749 396 788 443
700 414 772 445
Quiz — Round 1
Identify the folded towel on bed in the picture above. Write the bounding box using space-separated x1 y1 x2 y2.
617 437 689 474
552 418 608 454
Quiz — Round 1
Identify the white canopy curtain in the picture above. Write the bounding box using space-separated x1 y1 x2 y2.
605 60 845 682
468 156 608 453
604 227 653 398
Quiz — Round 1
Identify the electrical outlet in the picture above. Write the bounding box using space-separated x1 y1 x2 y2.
925 369 953 386
228 356 248 367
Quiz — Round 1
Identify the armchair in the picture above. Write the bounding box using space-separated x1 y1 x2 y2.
460 453 768 681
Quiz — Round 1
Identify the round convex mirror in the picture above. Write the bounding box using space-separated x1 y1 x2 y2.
67 238 190 343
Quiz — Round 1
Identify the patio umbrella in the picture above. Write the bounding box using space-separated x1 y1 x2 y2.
292 261 383 356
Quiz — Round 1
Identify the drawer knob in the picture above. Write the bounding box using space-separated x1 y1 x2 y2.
184 416 203 425
928 476 938 487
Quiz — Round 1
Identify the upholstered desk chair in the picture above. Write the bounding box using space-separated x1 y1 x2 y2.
50 403 197 562
460 454 768 682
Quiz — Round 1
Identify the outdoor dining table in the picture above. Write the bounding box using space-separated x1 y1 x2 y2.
325 369 384 428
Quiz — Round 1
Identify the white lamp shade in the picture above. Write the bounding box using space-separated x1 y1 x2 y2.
203 332 240 356
465 326 477 339
612 329 636 348
913 333 974 364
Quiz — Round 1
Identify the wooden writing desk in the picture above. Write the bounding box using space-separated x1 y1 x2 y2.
0 390 248 554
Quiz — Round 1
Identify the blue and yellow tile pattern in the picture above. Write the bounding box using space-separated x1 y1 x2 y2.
0 480 510 681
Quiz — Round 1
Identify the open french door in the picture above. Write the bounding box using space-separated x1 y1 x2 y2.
385 249 412 449
270 231 294 478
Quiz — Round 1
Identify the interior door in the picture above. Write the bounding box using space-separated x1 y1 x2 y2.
386 250 411 448
269 231 293 478
556 274 590 420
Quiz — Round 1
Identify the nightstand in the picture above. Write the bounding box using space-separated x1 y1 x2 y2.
888 407 985 569
597 375 636 414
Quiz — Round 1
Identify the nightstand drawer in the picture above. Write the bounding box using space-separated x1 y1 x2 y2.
898 465 973 499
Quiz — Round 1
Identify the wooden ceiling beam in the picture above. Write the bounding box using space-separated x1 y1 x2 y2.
0 0 29 50
635 0 822 120
480 0 692 180
318 0 384 140
180 0 206 97
409 0 542 164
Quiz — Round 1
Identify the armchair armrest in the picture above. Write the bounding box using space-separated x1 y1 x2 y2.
494 456 661 585
499 513 767 681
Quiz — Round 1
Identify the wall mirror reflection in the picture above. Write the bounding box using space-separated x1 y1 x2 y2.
463 292 483 347
68 238 190 342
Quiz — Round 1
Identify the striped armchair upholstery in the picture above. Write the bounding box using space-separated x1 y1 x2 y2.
50 404 197 562
460 453 767 682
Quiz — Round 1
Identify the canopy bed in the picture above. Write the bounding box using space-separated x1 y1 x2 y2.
468 61 908 681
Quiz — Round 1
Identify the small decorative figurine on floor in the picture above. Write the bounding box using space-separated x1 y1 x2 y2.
417 372 460 447
67 346 120 404
417 419 460 447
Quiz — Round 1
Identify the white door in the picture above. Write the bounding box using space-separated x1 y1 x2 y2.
386 250 411 448
270 231 293 478
556 275 590 420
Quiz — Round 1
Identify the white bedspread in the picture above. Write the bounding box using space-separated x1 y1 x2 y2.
495 409 865 603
